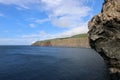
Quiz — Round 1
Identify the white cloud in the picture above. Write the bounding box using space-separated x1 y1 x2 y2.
0 0 92 25
0 0 92 27
29 23 36 28
41 0 91 28
18 0 91 43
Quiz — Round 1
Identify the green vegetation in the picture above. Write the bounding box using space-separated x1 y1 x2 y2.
71 34 88 38
41 33 88 42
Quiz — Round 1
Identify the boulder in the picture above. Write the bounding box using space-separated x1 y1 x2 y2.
88 0 120 79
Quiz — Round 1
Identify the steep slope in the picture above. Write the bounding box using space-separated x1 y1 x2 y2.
32 34 89 48
88 0 120 79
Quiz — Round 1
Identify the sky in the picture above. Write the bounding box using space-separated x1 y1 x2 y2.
0 0 104 45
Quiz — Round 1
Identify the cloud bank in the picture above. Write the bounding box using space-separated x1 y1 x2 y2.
41 0 91 27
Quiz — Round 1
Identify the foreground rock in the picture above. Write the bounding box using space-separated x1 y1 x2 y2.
88 0 120 79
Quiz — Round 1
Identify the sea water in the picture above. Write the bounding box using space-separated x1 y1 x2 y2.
0 46 110 80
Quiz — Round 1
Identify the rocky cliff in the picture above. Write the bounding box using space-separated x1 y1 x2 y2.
88 0 120 79
32 34 89 48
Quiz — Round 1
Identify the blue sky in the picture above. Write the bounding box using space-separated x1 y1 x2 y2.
0 0 104 45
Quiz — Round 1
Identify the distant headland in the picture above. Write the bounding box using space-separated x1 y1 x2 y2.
32 34 89 48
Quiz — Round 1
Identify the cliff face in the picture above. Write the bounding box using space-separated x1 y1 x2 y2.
88 0 120 79
32 37 89 48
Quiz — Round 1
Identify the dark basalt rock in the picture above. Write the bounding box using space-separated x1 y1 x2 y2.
88 0 120 79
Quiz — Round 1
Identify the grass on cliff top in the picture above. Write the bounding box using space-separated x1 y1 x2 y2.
41 34 88 42
70 34 88 38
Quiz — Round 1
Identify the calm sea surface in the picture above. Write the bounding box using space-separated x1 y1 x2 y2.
0 46 110 80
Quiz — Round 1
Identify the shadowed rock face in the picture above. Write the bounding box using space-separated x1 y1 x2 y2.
88 0 120 79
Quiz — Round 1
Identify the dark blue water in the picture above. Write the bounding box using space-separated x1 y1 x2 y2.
0 46 110 80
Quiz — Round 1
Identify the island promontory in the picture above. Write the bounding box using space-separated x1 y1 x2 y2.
32 34 89 48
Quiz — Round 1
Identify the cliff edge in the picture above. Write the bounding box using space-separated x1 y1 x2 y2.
32 34 89 48
88 0 120 79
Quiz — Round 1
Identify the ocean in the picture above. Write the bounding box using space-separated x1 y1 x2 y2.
0 46 110 80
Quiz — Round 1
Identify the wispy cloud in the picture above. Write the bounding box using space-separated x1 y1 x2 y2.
27 18 49 28
26 0 92 34
22 22 88 41
0 0 95 44
0 0 92 27
41 0 91 28
22 31 46 38
35 18 50 24
0 13 4 17
28 0 92 30
0 0 41 9
29 23 36 28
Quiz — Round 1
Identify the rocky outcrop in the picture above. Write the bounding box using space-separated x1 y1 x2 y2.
32 37 89 48
88 0 120 79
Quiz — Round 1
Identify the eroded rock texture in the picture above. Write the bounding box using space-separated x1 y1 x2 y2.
88 0 120 79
